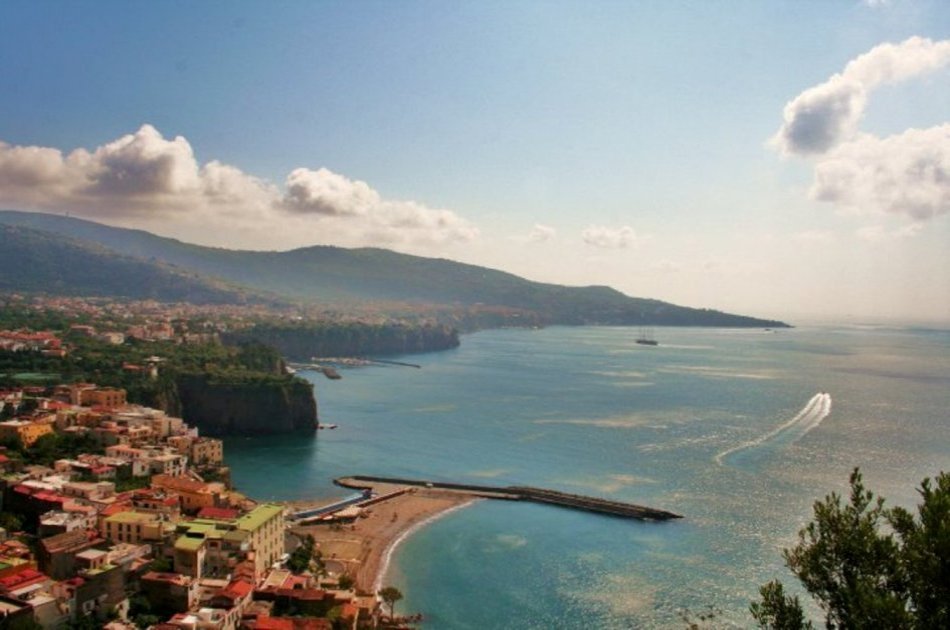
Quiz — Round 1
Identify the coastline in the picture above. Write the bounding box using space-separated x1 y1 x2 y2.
289 486 478 593
372 499 478 593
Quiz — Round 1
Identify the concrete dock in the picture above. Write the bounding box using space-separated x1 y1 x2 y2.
335 475 683 521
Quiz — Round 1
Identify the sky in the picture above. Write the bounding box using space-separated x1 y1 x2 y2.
1 1 948 324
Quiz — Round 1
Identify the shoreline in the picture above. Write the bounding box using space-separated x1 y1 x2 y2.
372 498 478 593
288 485 478 593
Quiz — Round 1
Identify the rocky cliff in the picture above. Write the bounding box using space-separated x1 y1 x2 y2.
175 372 318 436
223 321 460 360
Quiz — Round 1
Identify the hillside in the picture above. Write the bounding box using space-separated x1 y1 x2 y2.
0 223 271 305
0 210 789 327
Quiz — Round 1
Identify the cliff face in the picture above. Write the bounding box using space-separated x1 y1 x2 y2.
175 373 318 436
223 322 460 361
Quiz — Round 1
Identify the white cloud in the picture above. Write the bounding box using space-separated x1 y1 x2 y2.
0 125 479 249
581 225 638 249
527 223 556 243
82 124 201 199
811 126 950 220
772 37 950 156
772 37 950 224
282 167 378 217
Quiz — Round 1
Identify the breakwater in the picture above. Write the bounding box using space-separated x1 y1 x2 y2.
335 475 683 521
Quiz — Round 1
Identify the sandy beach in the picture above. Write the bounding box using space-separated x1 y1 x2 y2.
288 484 478 593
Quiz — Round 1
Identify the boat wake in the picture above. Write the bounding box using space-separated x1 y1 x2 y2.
715 392 832 467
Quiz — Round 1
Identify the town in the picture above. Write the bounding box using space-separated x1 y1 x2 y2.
0 294 403 630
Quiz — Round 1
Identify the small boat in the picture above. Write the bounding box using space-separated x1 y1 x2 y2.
636 327 659 346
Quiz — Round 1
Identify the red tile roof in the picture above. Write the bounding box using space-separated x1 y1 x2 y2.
196 506 239 520
0 568 47 591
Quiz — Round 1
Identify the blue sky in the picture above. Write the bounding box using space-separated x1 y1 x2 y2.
1 1 949 322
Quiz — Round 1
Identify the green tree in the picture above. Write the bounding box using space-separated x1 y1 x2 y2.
0 512 23 533
0 615 43 630
149 555 173 573
888 473 950 628
751 468 949 629
287 534 315 573
751 581 814 629
379 586 403 621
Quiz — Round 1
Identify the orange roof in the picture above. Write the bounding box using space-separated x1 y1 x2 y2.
99 502 133 518
152 474 212 494
222 578 254 599
197 507 239 520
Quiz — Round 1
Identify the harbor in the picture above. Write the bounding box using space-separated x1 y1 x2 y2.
334 475 683 521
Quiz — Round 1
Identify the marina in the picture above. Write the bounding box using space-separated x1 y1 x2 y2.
334 475 683 521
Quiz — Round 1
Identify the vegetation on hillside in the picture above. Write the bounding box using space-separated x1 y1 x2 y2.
222 320 459 360
0 224 273 305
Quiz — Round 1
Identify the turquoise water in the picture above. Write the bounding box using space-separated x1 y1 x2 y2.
224 325 950 628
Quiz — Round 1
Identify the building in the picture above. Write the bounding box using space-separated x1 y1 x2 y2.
190 438 223 467
101 512 169 546
140 571 198 615
131 488 181 521
38 510 88 537
147 451 188 477
173 504 285 580
37 529 103 580
71 386 127 409
152 475 224 514
0 420 53 447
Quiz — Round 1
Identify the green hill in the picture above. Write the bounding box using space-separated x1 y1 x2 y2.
0 223 270 305
0 210 789 327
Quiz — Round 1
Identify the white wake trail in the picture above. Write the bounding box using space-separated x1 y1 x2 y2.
715 392 832 466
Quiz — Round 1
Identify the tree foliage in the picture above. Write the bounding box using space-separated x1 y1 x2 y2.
379 586 403 620
752 468 949 629
288 534 315 574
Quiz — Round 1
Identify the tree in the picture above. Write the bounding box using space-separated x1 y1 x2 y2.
0 512 23 533
287 534 315 573
751 468 949 629
0 616 43 630
378 586 403 621
888 473 950 628
750 581 813 629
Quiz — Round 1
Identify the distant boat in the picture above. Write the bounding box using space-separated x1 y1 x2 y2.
636 327 659 346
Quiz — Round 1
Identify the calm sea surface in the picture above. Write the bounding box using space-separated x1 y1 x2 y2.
224 325 950 628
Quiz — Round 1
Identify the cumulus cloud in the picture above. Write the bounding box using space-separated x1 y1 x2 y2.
0 124 478 248
772 37 950 156
527 223 556 242
282 167 378 217
82 124 201 198
811 126 950 220
772 37 950 224
279 167 478 244
581 225 638 249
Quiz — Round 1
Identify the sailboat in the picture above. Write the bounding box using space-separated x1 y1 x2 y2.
636 327 659 346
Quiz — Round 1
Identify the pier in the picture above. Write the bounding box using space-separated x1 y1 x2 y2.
334 475 683 521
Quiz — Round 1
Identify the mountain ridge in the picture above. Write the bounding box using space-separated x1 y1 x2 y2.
0 209 790 328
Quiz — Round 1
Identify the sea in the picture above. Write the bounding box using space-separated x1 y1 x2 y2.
223 324 950 628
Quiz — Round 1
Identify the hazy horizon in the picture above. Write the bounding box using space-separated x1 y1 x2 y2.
2 1 948 322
